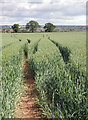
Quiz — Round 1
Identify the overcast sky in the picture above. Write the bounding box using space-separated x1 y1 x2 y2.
0 0 87 25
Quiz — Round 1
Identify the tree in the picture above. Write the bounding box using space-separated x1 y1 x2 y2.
44 23 56 32
26 20 40 32
12 24 20 33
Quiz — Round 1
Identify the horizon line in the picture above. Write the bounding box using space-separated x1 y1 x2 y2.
0 24 86 26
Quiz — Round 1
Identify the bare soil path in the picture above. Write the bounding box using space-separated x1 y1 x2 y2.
14 58 41 118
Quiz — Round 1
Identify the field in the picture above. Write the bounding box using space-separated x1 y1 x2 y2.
1 32 87 119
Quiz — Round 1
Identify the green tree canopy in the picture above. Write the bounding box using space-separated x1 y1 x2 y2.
26 20 40 32
44 23 56 32
12 24 20 33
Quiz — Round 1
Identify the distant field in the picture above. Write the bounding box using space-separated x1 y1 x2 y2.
50 32 86 72
1 32 87 119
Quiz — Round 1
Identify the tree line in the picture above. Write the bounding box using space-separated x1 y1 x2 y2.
12 20 56 33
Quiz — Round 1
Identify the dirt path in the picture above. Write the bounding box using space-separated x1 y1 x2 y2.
14 58 41 118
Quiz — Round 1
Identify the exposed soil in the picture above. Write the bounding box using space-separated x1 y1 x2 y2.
14 57 42 118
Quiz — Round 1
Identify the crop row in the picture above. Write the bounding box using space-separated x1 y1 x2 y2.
1 50 23 118
1 34 26 118
30 37 87 119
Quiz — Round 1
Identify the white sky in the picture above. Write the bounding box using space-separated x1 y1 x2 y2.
0 0 87 25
